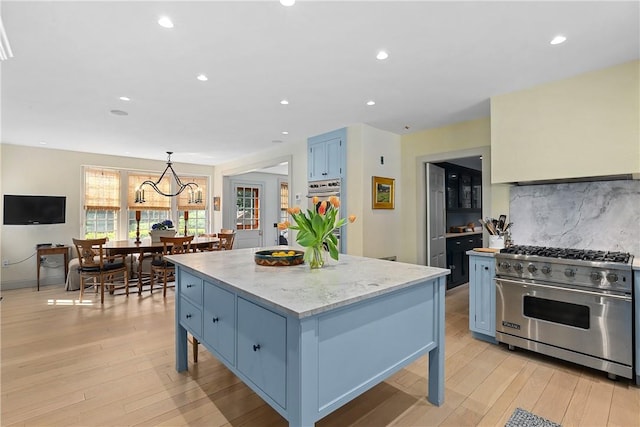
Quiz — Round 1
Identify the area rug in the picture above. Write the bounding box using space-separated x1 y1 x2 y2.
505 407 562 427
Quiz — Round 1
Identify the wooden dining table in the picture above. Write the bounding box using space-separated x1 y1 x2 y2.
104 236 219 292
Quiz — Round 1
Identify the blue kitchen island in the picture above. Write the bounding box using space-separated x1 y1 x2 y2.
167 248 449 427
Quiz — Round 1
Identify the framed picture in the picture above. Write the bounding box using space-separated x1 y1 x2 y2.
213 196 221 211
372 176 395 209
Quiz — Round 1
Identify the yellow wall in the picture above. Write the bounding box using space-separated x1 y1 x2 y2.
0 144 212 287
491 60 640 183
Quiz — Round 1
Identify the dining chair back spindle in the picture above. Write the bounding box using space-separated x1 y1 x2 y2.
72 238 129 304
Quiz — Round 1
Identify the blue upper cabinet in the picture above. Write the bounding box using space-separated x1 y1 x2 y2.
308 128 346 181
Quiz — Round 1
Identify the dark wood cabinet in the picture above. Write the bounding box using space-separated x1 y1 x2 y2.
446 234 483 289
439 162 482 212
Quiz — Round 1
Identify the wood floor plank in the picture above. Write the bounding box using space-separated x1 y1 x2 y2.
2 283 639 426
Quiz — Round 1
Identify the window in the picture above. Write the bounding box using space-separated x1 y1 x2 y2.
84 168 120 239
279 181 288 244
235 186 260 230
83 167 209 240
177 177 207 236
127 173 171 238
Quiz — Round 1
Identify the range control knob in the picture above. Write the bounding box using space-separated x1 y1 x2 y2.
527 264 538 273
606 273 619 283
590 271 602 281
513 263 523 272
499 262 511 270
564 268 576 278
541 265 552 274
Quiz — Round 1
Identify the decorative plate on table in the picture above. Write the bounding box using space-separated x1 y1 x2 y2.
254 249 305 267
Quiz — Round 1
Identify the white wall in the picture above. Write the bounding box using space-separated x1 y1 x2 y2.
0 144 213 288
346 124 402 259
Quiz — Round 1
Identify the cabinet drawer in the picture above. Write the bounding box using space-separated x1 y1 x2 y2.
237 298 286 409
179 298 202 338
203 281 236 365
179 270 203 305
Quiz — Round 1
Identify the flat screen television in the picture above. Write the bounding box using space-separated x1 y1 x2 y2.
3 195 66 225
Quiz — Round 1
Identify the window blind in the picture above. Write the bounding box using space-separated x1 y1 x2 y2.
84 168 120 210
177 176 208 210
128 173 171 210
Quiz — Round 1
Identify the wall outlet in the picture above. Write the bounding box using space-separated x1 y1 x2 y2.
2 259 9 267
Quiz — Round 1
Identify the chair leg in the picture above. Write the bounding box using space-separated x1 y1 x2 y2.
149 269 154 294
163 270 168 297
79 277 84 301
125 271 129 297
192 337 199 363
100 277 105 304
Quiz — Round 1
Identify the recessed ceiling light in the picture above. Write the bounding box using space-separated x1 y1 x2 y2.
158 16 174 28
376 50 389 60
110 109 128 116
39 141 47 145
280 0 295 6
366 100 376 106
280 99 289 105
196 74 208 81
282 131 289 135
119 96 130 101
272 140 283 144
550 35 567 45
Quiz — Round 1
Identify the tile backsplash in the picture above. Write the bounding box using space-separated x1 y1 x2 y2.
509 180 640 256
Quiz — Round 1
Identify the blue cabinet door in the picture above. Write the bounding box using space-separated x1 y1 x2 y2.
236 297 287 408
469 255 496 338
324 137 343 179
203 281 236 365
308 140 327 181
308 128 346 181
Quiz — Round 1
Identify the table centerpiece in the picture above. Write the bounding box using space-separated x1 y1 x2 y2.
279 196 356 269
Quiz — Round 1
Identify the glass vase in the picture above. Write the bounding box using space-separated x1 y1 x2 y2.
307 245 326 269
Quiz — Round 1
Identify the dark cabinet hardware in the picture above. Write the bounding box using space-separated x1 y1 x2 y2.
253 344 261 351
212 317 219 323
186 284 194 288
186 314 192 319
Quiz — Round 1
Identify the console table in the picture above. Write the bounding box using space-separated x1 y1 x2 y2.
36 245 69 291
168 248 449 427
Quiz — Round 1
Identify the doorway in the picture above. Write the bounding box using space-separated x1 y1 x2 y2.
416 147 490 268
221 158 290 249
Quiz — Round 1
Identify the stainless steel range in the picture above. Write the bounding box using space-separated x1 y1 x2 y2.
495 245 634 380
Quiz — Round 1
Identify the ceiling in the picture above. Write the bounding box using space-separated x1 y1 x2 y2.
1 1 638 167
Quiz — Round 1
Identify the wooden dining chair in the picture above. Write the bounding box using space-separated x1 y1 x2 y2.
149 235 194 297
198 233 218 252
217 231 236 250
72 238 129 304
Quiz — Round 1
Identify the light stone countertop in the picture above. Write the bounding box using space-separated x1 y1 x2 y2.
167 247 450 319
466 250 498 258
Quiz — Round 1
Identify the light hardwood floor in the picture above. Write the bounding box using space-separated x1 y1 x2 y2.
2 282 639 426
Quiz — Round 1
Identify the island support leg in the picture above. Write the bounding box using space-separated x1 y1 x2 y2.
286 317 318 427
428 277 446 406
175 294 188 372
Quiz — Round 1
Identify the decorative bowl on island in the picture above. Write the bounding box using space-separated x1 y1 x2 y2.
254 249 304 267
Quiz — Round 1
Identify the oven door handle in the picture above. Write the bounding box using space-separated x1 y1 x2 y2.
307 192 340 198
496 277 632 301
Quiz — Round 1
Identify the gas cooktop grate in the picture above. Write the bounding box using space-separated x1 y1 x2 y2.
500 245 632 264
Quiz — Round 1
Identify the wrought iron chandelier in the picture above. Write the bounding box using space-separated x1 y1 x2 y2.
134 152 203 203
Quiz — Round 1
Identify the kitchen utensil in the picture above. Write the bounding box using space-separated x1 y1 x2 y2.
481 218 497 235
497 215 506 231
504 222 513 232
